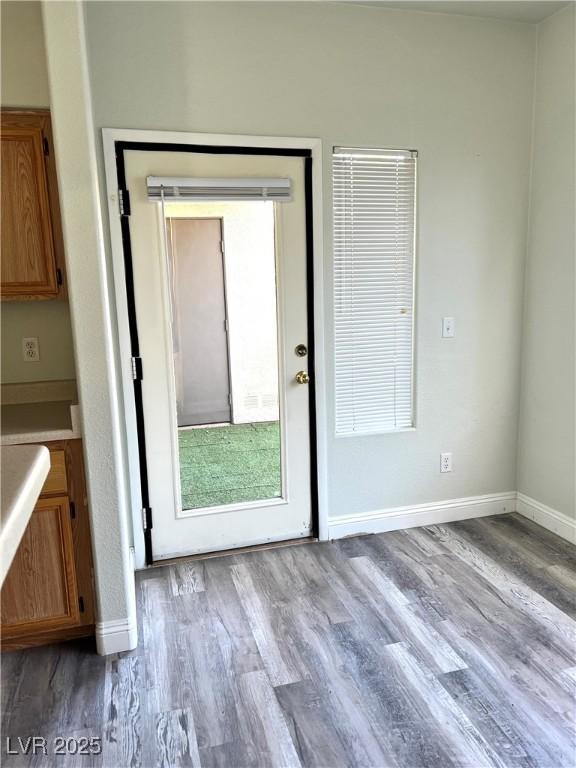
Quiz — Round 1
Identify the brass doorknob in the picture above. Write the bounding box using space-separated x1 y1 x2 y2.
295 370 310 384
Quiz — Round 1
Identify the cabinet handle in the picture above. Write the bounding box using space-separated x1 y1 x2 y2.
69 502 76 519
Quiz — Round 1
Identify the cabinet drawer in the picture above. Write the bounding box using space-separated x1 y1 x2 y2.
42 449 67 495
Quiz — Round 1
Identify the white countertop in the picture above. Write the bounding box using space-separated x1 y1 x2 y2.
0 444 50 586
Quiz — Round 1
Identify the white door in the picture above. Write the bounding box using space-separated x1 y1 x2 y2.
123 150 312 560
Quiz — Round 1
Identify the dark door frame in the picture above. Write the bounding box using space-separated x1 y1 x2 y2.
113 141 318 564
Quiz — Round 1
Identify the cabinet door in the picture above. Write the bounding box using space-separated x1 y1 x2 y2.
0 114 59 297
1 496 80 637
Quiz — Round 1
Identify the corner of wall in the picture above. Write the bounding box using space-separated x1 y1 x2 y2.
41 0 137 653
515 4 576 521
515 19 540 492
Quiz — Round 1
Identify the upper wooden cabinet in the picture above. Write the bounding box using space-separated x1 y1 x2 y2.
1 110 66 299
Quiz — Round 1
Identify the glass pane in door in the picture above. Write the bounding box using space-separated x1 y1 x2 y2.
164 201 282 512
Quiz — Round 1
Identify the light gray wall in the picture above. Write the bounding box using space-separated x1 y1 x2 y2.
517 5 576 519
0 1 77 385
1 0 49 107
1 302 76 383
85 1 536 518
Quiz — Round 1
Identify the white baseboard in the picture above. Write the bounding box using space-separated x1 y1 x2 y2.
327 492 516 539
516 493 576 544
95 616 138 656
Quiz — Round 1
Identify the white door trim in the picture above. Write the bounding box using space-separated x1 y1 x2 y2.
102 129 327 569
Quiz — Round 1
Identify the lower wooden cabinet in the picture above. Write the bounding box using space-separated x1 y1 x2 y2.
1 440 95 650
1 496 79 633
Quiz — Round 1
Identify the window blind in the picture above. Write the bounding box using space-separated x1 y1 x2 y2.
147 176 292 202
333 147 417 435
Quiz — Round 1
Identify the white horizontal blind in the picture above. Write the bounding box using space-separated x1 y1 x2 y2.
333 147 417 435
147 176 292 202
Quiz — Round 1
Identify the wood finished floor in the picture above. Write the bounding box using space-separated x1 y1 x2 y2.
2 513 576 768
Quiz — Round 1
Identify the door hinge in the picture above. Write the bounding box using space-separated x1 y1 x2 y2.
118 188 131 217
78 596 85 613
220 240 225 255
43 136 49 156
56 268 63 286
131 356 143 381
141 507 152 531
228 393 232 406
69 501 76 519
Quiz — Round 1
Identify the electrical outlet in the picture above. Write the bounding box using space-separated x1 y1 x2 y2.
22 337 40 362
440 452 453 473
442 317 455 338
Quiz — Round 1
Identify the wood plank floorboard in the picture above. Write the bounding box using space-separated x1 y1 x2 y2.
2 513 575 767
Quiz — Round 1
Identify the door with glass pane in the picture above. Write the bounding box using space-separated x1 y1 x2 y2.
123 149 312 560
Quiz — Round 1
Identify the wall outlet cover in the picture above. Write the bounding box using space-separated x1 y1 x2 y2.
22 337 40 362
440 452 453 473
442 317 455 338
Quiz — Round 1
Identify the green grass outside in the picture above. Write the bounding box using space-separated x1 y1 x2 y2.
178 421 281 510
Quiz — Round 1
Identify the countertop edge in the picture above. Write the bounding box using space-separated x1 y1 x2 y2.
1 445 51 586
1 428 79 446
